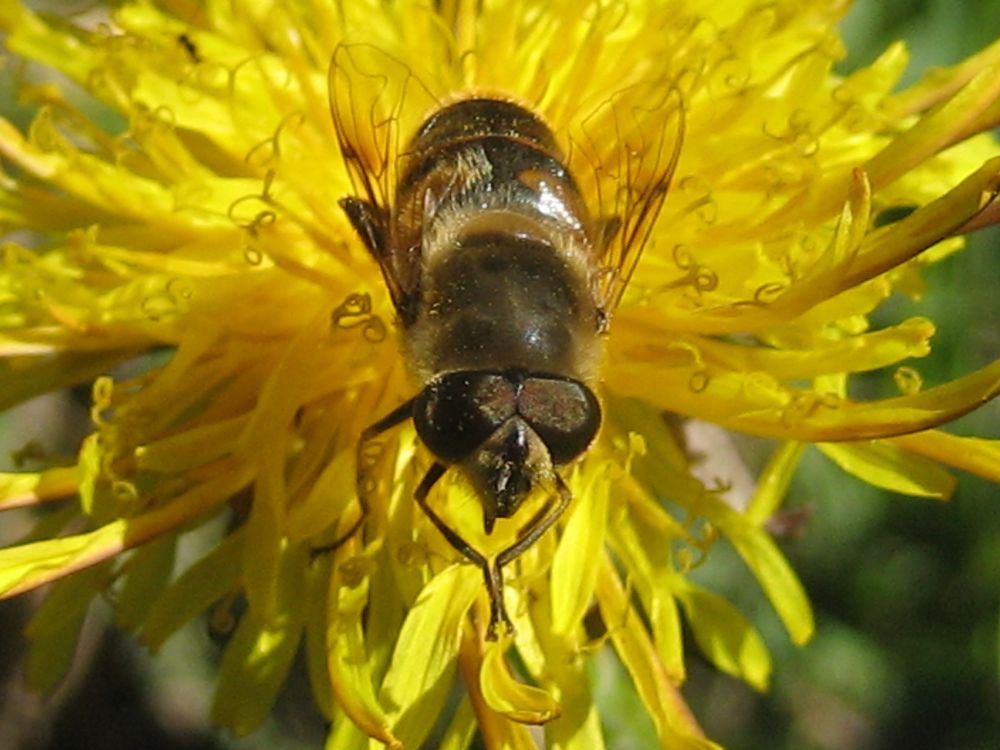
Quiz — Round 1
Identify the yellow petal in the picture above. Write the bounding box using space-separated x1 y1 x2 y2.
380 564 481 748
890 430 1000 483
212 609 304 735
242 453 287 618
608 355 1000 442
0 351 134 412
0 466 79 510
674 580 771 691
609 396 815 645
764 160 999 320
532 635 605 750
0 1 94 83
213 540 309 734
140 530 244 651
303 558 334 720
550 468 610 634
458 627 541 750
323 713 371 750
696 494 815 645
819 440 957 499
613 316 934 381
480 639 560 724
287 447 358 540
438 696 477 750
135 416 247 473
0 463 251 599
0 118 187 227
236 310 334 460
115 535 176 631
745 442 805 526
24 565 108 693
837 157 1000 287
607 508 686 683
888 37 1000 115
326 565 400 750
866 68 1000 189
595 556 722 750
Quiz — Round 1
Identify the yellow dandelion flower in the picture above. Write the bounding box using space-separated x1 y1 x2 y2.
1 1 999 748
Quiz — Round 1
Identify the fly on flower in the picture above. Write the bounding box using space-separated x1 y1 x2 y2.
328 44 685 638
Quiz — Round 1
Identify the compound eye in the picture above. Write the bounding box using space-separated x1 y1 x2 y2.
518 378 600 465
413 372 517 463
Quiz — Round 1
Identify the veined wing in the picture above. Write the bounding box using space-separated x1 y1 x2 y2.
328 43 440 317
567 79 686 319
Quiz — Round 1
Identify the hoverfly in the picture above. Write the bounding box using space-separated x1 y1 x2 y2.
329 44 684 638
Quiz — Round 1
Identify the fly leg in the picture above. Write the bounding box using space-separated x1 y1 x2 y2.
497 474 572 566
491 474 572 629
414 462 512 640
313 398 415 555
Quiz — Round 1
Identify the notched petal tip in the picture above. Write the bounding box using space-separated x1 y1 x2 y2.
479 640 561 724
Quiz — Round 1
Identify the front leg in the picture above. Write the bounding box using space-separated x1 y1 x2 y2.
414 462 515 640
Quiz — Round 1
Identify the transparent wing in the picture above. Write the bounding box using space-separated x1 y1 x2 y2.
328 43 440 313
567 80 686 318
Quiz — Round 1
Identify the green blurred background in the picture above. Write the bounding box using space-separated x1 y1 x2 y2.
1 1 998 748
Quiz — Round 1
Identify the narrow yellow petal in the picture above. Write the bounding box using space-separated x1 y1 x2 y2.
745 442 805 526
890 430 1000 483
819 440 957 499
287 447 357 541
140 530 244 651
326 569 400 749
135 416 247 473
214 541 309 734
766 159 1000 320
837 157 1000 289
324 715 370 750
304 558 334 720
115 535 176 632
674 580 772 691
550 468 610 635
0 467 79 510
458 627 540 750
544 696 606 750
690 492 814 645
607 509 686 683
242 453 287 618
595 556 722 750
480 639 560 724
866 68 1000 189
612 316 934 381
535 641 605 750
0 351 135 412
437 696 477 750
380 564 481 749
734 530 814 646
887 37 1000 115
0 465 252 599
0 1 94 82
212 609 304 735
24 565 108 693
609 356 1000 442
